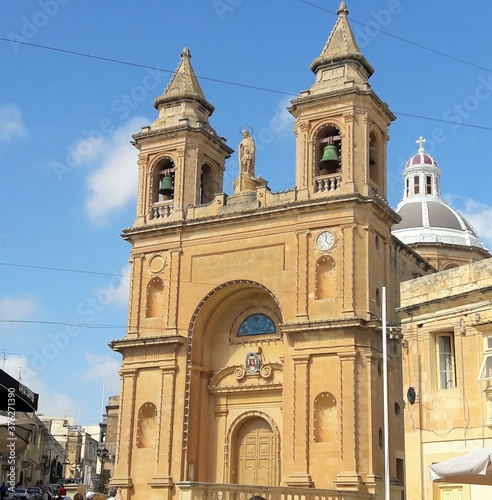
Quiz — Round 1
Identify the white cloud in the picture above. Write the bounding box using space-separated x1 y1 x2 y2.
0 103 28 142
81 353 121 395
0 295 41 331
85 117 147 222
3 355 75 419
447 195 492 250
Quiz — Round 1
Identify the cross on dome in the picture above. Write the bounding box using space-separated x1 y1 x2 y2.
416 136 426 153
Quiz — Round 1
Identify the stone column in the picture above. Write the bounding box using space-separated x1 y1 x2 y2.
111 369 137 487
285 354 312 487
334 351 362 488
295 230 310 321
341 224 356 316
150 364 177 490
127 255 143 337
166 248 181 334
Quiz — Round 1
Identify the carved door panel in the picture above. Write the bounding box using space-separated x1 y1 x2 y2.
236 418 276 486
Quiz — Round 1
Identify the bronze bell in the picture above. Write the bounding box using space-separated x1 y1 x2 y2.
158 176 174 196
319 144 340 169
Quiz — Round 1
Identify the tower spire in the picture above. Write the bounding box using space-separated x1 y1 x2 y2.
151 47 215 132
309 1 374 79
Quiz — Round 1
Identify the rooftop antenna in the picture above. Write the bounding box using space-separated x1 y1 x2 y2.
1 349 19 370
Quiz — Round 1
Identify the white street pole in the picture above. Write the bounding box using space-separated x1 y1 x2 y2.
382 286 390 500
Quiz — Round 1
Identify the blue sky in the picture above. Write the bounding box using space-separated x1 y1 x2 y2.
1 0 491 426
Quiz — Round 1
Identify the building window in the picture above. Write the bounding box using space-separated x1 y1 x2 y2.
436 334 456 389
478 336 492 383
413 175 420 194
426 175 432 194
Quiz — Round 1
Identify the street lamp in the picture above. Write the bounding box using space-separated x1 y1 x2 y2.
95 446 109 494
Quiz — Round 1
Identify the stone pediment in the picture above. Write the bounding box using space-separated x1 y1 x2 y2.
208 362 283 394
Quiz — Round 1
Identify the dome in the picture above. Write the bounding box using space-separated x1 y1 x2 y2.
393 199 484 248
392 136 488 252
406 151 436 168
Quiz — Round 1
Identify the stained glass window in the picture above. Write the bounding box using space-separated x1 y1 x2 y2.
237 314 276 336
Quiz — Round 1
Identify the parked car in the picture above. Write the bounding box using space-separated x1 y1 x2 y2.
48 485 60 499
28 488 41 500
11 488 33 500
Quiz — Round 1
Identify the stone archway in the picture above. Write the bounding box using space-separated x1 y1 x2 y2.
183 281 283 484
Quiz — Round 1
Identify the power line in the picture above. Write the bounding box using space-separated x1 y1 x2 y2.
2 23 492 133
393 112 492 132
0 261 130 278
0 37 295 97
0 319 124 329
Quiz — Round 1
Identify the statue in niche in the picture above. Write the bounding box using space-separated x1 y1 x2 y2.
239 130 256 177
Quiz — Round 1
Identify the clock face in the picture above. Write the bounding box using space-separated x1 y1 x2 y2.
316 231 335 251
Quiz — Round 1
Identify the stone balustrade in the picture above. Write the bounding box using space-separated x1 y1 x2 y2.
176 482 373 500
151 201 174 219
315 174 342 193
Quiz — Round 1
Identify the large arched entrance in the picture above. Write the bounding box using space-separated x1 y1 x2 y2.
184 281 283 485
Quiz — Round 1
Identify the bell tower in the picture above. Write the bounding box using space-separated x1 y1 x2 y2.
290 2 394 201
132 47 233 225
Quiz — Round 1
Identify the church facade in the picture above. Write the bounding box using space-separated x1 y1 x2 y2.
109 4 433 500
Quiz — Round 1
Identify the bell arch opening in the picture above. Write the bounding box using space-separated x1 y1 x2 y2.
152 156 175 203
315 123 342 177
200 163 217 205
369 129 383 191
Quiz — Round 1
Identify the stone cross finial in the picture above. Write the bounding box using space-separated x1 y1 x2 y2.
416 136 426 153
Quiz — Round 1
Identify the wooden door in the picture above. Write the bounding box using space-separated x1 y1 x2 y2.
235 417 277 486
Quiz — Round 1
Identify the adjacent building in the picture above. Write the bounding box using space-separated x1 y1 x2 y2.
399 258 492 499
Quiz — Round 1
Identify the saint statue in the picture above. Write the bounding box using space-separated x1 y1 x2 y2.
239 130 255 177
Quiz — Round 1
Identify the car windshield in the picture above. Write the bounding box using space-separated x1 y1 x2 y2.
14 489 27 493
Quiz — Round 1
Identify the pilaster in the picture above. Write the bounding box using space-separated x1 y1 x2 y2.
285 354 313 487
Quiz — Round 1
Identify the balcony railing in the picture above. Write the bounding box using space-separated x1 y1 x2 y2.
315 174 342 193
151 201 174 220
177 482 373 500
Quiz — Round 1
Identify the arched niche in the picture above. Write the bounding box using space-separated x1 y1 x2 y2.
313 392 337 443
136 402 157 448
145 277 164 318
315 256 336 300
